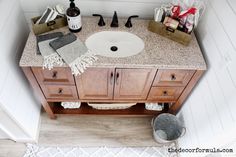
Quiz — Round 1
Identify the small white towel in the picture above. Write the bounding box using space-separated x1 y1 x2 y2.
61 102 81 109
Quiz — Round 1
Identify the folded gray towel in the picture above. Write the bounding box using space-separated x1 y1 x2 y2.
37 32 63 42
36 32 63 55
50 33 97 75
49 33 77 50
37 32 64 69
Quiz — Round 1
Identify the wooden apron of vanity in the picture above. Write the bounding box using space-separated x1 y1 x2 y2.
22 66 204 119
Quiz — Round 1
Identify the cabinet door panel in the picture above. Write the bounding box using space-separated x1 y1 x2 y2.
114 68 156 100
75 68 115 100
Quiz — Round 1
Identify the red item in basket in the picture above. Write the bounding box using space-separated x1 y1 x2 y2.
179 8 197 18
171 5 197 19
171 5 181 19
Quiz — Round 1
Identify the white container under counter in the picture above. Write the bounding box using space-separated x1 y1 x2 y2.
61 102 81 109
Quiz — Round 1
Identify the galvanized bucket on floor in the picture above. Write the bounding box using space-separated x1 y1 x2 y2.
151 113 186 144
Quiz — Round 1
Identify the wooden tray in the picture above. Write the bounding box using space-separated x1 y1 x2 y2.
31 16 67 35
148 20 192 46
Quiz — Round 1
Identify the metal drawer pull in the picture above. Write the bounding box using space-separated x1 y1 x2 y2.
116 72 119 85
58 88 63 94
110 72 113 85
171 74 176 81
52 71 58 79
163 91 168 96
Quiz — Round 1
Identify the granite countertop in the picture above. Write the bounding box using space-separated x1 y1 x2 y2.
19 17 207 70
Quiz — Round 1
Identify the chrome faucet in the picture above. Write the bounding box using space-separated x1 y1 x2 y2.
110 11 118 27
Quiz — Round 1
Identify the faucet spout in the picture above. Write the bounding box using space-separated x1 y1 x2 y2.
110 11 118 27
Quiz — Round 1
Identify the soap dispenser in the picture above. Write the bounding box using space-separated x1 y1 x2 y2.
66 0 82 32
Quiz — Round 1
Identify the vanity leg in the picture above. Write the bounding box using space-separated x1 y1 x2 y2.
21 67 57 119
170 70 205 114
42 102 56 119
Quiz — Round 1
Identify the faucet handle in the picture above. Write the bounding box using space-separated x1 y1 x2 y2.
93 14 105 26
125 15 139 28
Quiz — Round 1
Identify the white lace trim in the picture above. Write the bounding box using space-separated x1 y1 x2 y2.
69 50 98 76
43 53 64 70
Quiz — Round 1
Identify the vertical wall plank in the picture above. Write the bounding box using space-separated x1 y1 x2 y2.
178 0 236 156
0 0 41 141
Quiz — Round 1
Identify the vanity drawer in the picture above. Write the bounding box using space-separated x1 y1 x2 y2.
32 67 75 85
41 85 78 99
153 70 195 87
147 87 184 101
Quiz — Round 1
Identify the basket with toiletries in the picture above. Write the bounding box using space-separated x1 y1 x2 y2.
31 5 68 35
148 0 205 45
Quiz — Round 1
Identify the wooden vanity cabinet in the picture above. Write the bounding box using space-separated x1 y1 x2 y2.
24 66 204 119
76 68 156 100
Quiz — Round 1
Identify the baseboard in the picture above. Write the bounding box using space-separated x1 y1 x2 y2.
34 112 42 143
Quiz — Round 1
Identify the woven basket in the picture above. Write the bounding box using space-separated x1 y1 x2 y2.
88 103 136 110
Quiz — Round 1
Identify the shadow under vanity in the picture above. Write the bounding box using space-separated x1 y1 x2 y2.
19 17 206 119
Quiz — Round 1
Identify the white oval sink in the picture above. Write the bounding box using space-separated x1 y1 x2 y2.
85 31 144 58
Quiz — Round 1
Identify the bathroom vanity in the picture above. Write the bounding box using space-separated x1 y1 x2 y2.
20 17 206 119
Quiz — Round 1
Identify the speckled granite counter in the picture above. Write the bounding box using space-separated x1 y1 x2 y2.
20 17 206 70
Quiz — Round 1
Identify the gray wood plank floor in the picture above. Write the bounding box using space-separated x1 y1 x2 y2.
0 140 25 157
0 113 158 157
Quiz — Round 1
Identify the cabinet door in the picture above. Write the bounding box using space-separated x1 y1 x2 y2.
114 68 156 100
75 68 115 100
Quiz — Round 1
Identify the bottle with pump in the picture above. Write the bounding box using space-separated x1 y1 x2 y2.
66 0 82 32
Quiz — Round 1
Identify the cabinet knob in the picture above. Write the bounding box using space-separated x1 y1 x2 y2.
171 74 176 81
110 72 113 85
58 88 63 94
116 72 119 85
163 91 168 96
52 71 58 79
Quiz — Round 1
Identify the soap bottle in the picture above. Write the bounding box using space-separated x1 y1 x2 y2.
66 0 82 32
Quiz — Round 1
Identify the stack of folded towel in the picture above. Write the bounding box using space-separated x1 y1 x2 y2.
37 32 98 75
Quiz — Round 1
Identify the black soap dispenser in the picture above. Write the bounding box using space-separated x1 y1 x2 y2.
66 0 82 32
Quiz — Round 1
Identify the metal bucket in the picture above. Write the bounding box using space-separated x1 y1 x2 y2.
151 113 186 144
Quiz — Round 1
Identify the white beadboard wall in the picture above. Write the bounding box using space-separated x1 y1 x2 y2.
0 108 9 139
19 0 171 23
0 0 41 142
178 0 236 156
0 104 31 141
0 128 8 139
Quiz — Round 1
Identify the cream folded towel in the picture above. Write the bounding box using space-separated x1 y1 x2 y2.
37 32 64 70
49 33 98 75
